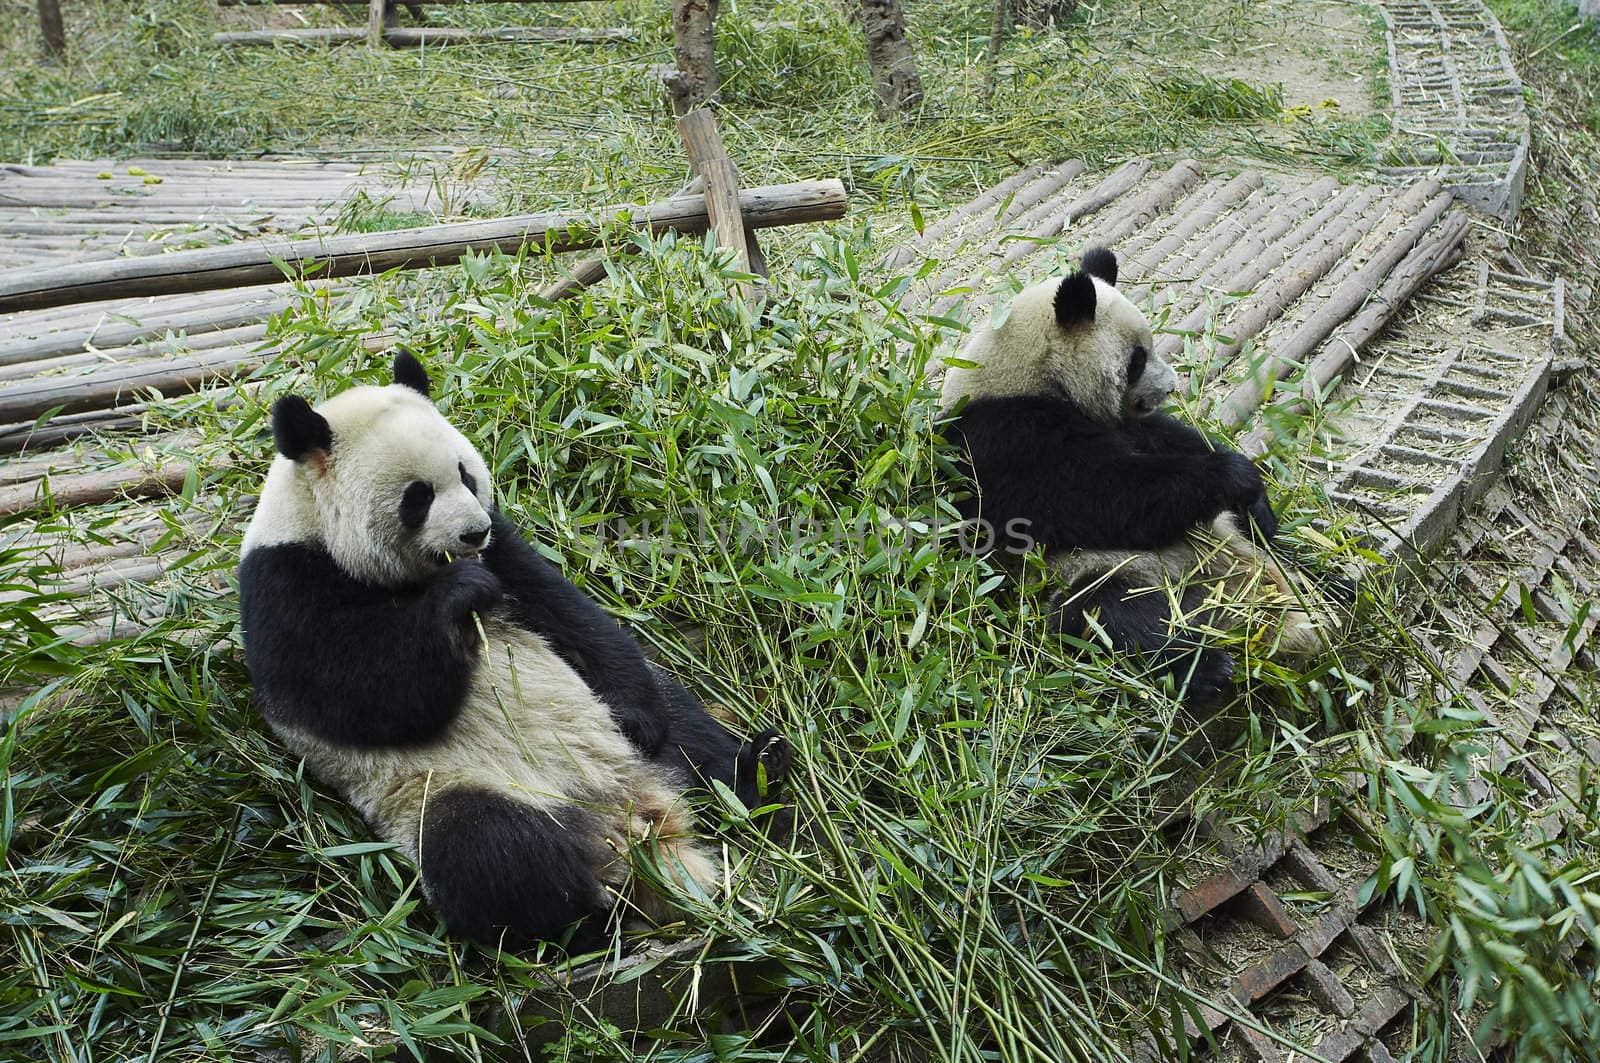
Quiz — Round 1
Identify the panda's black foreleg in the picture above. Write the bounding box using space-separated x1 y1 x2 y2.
649 667 790 811
1052 576 1234 710
419 786 611 953
481 512 669 754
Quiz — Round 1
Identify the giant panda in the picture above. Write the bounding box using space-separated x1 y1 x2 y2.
940 247 1334 708
238 351 789 950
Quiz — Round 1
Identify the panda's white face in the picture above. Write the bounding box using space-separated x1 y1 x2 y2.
940 249 1176 427
243 370 496 589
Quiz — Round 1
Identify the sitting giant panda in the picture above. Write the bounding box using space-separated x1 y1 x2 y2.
239 352 789 950
940 248 1333 707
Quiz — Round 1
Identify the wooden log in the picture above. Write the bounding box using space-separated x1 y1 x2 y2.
860 0 923 117
1147 178 1345 356
996 158 1150 268
369 0 387 47
1242 210 1471 454
0 180 848 312
0 323 272 382
1072 158 1203 254
671 0 720 111
1211 183 1454 427
212 25 635 47
37 0 66 56
1193 184 1391 378
0 462 195 518
0 345 272 424
0 408 144 455
0 301 288 367
1119 170 1263 282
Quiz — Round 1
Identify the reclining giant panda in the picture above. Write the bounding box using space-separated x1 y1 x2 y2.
940 247 1336 708
239 352 789 950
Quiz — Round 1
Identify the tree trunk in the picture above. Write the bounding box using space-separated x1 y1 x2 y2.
982 0 1009 100
860 0 923 118
672 0 720 111
38 0 66 56
1013 0 1077 29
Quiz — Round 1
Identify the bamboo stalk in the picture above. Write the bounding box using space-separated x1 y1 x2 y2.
0 179 848 312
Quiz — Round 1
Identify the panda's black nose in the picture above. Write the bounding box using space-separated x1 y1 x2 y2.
459 528 489 547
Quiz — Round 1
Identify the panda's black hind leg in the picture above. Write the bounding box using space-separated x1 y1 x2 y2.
650 666 790 810
1052 576 1235 711
419 786 610 953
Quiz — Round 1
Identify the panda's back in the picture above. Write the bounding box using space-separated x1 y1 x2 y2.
274 611 648 853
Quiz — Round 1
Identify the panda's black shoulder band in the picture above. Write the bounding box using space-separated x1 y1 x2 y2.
393 349 431 397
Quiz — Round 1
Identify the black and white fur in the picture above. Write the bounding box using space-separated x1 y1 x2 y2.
941 248 1330 707
239 352 789 950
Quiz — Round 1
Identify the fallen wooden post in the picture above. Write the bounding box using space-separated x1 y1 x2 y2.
0 180 848 312
212 25 633 46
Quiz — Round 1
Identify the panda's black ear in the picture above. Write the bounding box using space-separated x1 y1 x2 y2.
393 349 430 397
272 396 333 463
1054 271 1098 328
1080 247 1118 287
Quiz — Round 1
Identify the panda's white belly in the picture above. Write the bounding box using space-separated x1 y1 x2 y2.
278 613 665 857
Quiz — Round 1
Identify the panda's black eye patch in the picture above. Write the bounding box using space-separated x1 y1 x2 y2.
458 462 477 495
1128 345 1148 385
400 480 435 529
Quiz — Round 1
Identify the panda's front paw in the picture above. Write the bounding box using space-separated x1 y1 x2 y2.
433 560 504 624
1212 451 1266 509
738 729 791 804
1178 648 1235 710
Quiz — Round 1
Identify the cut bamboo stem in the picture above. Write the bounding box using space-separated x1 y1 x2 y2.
0 179 848 311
